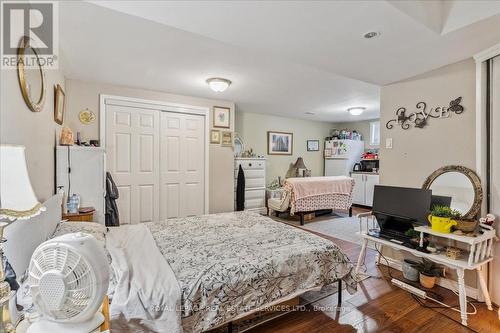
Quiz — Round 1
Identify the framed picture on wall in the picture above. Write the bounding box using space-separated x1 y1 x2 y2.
307 140 319 151
213 106 230 128
210 129 221 144
221 131 233 147
267 131 293 155
54 84 65 125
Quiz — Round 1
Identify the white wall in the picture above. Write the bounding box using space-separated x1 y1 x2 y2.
380 59 476 187
0 66 65 201
235 110 333 184
65 79 235 213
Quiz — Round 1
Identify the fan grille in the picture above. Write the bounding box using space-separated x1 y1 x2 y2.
29 243 96 321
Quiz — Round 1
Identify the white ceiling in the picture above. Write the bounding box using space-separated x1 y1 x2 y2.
59 1 500 122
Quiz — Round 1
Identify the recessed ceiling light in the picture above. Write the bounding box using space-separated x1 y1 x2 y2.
305 112 315 115
206 77 231 92
347 107 366 116
363 31 381 39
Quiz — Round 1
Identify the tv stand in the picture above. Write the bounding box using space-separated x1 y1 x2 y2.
355 212 497 326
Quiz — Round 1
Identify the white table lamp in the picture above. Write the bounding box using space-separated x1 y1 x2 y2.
0 145 46 332
0 145 45 221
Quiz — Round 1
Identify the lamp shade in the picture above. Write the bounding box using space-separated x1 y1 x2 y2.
293 157 307 169
0 145 45 220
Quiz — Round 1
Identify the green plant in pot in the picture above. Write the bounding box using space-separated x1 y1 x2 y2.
404 229 429 247
415 259 443 288
428 205 462 234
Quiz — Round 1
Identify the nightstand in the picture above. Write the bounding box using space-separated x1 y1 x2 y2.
62 208 95 222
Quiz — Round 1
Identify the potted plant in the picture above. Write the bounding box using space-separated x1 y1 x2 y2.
415 259 443 288
428 205 461 233
404 229 429 248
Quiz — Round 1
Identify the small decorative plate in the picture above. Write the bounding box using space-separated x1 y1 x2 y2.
79 108 96 124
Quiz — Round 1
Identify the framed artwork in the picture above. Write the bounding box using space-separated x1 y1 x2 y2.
210 129 221 144
54 84 65 125
213 106 230 128
307 140 320 151
221 131 233 147
267 131 293 155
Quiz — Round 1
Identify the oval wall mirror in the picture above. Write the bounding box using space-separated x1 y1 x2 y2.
17 36 46 112
234 134 245 157
422 165 483 219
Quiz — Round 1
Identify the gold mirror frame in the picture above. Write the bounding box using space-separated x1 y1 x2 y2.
422 165 483 219
17 36 46 112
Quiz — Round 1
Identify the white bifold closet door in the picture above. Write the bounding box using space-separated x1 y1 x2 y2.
490 55 500 305
106 103 205 224
160 112 205 219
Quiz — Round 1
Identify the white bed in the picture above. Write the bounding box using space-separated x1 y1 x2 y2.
6 195 357 333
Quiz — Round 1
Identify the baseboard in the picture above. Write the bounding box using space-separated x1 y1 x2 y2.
376 254 481 300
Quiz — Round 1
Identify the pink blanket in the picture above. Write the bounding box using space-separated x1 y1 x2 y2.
284 176 353 201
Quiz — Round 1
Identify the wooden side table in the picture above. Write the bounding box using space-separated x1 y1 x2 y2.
63 210 95 222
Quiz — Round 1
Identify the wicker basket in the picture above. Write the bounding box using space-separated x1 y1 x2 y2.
455 219 478 232
446 247 462 260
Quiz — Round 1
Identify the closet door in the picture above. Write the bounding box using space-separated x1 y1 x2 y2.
106 104 160 224
490 55 500 304
160 112 205 219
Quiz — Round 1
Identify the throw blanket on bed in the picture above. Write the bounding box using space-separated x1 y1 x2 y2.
285 176 353 200
145 211 357 333
107 225 183 333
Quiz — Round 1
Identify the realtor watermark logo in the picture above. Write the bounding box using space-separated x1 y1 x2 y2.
1 1 59 69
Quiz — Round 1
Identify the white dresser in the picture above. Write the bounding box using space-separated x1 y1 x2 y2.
234 158 267 214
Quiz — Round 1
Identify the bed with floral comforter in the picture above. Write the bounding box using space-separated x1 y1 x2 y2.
146 211 357 333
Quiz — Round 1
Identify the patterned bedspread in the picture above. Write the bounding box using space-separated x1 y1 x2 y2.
145 211 356 333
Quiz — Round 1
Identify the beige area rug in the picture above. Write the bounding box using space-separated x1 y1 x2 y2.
270 212 364 245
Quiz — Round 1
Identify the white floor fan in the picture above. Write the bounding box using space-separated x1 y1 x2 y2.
27 233 109 333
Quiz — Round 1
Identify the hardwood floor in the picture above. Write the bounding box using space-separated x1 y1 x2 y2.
246 227 500 333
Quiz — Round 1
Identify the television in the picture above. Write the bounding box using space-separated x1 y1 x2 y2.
372 185 432 235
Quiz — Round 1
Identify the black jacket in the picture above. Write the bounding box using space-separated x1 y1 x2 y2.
105 172 120 227
236 165 245 211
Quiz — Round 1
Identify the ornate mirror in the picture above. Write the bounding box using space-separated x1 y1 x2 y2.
17 36 46 112
234 134 245 157
422 165 482 219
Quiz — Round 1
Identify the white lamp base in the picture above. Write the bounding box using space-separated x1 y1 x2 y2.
26 312 104 333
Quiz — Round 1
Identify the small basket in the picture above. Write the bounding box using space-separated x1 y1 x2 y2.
455 219 478 233
446 247 462 260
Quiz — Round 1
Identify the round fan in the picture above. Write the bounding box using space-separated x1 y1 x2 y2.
27 233 109 333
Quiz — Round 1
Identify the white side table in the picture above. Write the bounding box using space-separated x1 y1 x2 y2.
355 214 497 326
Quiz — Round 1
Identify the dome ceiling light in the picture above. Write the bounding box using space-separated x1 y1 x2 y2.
347 107 366 116
206 77 232 92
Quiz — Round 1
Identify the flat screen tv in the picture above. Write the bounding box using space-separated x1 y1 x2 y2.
372 185 432 231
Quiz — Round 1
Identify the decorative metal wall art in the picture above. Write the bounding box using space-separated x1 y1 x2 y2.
386 97 464 130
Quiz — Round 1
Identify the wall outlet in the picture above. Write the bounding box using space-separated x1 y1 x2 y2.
385 138 393 149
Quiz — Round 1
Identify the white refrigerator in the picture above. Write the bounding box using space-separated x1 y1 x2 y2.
56 146 106 223
324 140 364 176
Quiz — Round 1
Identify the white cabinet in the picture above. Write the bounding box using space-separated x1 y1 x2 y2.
234 158 266 214
351 173 379 207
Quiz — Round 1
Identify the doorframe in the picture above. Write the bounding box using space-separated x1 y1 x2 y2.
474 44 500 307
99 94 210 215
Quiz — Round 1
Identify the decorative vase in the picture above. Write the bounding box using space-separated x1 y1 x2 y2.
427 215 457 233
402 259 419 282
419 272 437 288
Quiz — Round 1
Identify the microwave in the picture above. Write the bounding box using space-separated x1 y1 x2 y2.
360 159 379 172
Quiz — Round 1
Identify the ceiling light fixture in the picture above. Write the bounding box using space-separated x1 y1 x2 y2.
206 77 232 92
363 31 381 39
347 107 366 116
305 111 315 115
